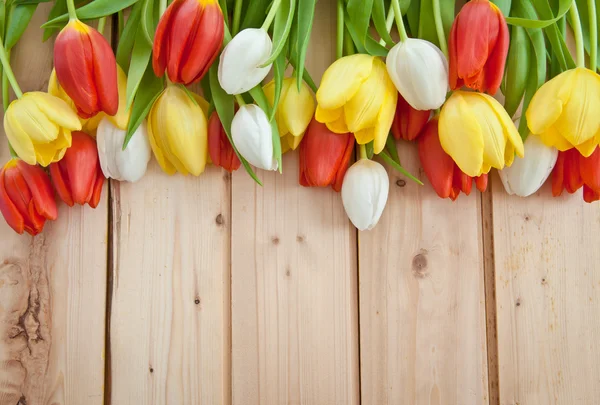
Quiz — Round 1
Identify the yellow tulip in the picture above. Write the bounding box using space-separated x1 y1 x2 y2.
315 54 397 154
49 65 130 133
4 92 81 166
263 77 315 153
148 84 208 176
439 90 524 177
526 67 600 157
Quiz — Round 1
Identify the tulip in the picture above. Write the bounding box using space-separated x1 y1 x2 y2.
96 118 151 183
391 93 431 141
316 54 397 154
264 77 316 153
49 132 104 208
526 67 600 157
4 92 81 167
439 90 524 177
0 159 57 235
498 135 558 197
231 104 277 171
208 111 241 172
341 159 389 231
552 148 600 203
448 0 509 95
386 38 448 110
148 85 208 176
299 119 355 192
218 28 273 95
54 19 118 118
418 118 487 200
153 0 224 85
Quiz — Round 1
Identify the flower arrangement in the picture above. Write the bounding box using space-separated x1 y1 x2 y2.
0 0 599 235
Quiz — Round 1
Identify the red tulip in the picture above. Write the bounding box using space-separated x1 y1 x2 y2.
153 0 224 85
391 94 431 141
299 119 354 192
208 111 241 172
418 119 487 200
448 0 509 95
54 20 118 119
552 148 600 203
0 159 57 235
50 132 104 208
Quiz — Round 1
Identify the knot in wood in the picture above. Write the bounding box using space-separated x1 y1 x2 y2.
412 253 428 278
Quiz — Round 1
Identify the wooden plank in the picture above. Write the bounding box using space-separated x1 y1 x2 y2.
0 6 108 405
492 178 600 404
230 1 360 403
359 141 489 404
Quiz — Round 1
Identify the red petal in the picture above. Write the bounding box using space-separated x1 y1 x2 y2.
0 164 25 234
482 5 509 94
392 94 430 141
551 151 566 197
208 112 223 167
476 174 488 192
89 165 105 209
332 133 356 193
583 185 600 203
448 18 461 90
579 146 600 194
563 149 584 194
153 0 179 77
88 27 118 116
167 0 202 83
16 160 57 221
454 166 472 196
418 119 454 199
50 160 74 207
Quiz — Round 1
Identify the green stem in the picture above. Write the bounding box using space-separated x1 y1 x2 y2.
569 1 585 67
97 16 106 35
234 94 246 106
391 0 408 42
159 0 167 17
359 144 367 160
588 0 597 71
232 0 243 35
337 0 344 59
344 27 355 56
432 0 448 57
118 10 124 39
0 42 21 98
66 0 78 20
2 69 8 111
261 0 282 31
379 5 395 46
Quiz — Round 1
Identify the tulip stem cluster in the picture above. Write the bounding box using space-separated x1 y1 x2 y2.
261 0 283 31
432 0 448 57
588 0 597 71
569 1 585 68
234 94 246 107
233 0 243 35
66 0 78 20
97 17 106 35
0 40 22 99
391 0 408 42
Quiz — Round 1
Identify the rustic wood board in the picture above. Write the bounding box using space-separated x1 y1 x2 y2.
0 5 108 405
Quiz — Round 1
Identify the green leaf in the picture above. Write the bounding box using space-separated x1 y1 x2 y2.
372 0 394 47
406 0 421 37
294 0 317 91
200 75 212 101
4 4 36 49
418 0 455 48
241 0 270 29
347 0 374 46
549 16 566 78
572 0 599 69
0 3 5 41
344 10 389 56
43 0 66 41
141 0 156 46
262 0 294 66
269 43 287 121
116 1 143 71
288 54 318 92
126 22 153 109
124 64 164 149
249 85 283 173
42 0 139 27
490 0 512 16
365 140 375 159
502 25 531 118
209 65 263 185
378 150 423 185
505 0 571 28
385 134 401 166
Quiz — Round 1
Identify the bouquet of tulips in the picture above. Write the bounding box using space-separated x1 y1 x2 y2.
0 0 599 236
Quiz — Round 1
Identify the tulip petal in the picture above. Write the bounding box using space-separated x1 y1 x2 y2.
167 0 202 83
315 105 342 124
539 125 574 151
373 78 397 154
325 115 350 134
5 105 37 165
17 160 58 221
526 69 572 135
316 54 374 110
152 0 178 77
11 98 58 143
466 95 506 170
0 164 25 234
344 58 387 132
280 79 315 137
29 92 82 131
147 114 177 175
418 120 454 199
88 27 118 116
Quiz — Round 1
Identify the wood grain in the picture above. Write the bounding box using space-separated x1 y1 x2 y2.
359 141 489 405
0 5 108 405
230 1 360 403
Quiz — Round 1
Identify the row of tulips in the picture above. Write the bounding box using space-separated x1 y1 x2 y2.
0 0 599 236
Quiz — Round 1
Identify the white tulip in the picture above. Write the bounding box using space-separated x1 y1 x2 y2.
96 118 151 182
231 104 278 171
386 38 448 110
218 28 273 95
341 159 389 231
498 135 558 197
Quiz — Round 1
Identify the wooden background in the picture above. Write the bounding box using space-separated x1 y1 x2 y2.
1 2 599 405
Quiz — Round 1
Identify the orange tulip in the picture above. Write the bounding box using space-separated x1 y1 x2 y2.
54 20 118 118
552 148 600 203
299 119 355 192
49 132 104 208
0 159 57 235
391 94 430 141
208 111 241 172
418 119 487 200
448 0 509 95
153 0 224 85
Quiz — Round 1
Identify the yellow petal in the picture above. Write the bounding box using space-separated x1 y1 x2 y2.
28 92 82 131
372 71 397 154
316 105 342 124
316 54 374 110
355 127 374 145
148 95 177 175
344 58 387 132
538 126 574 151
32 128 71 167
504 141 515 168
192 92 210 118
107 65 131 130
479 92 524 158
526 69 573 135
12 97 59 143
575 136 598 157
281 79 314 137
326 114 350 134
4 102 36 165
286 133 304 151
439 91 484 177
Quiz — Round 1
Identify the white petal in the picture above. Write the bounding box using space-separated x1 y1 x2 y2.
341 159 389 231
231 105 278 171
218 28 273 95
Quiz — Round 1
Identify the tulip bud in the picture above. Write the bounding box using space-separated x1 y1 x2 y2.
231 104 277 171
386 38 448 110
391 94 431 141
498 135 558 197
448 0 509 95
341 159 389 231
153 0 224 85
96 118 152 183
218 28 273 95
50 132 104 208
208 111 241 172
299 119 354 192
54 19 118 118
4 92 81 167
552 147 600 203
0 159 57 235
